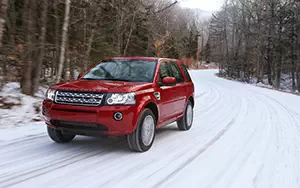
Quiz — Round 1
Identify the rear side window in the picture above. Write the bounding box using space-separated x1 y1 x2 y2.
169 62 184 83
180 64 192 82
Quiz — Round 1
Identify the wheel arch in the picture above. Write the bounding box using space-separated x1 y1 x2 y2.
188 96 195 108
144 102 159 123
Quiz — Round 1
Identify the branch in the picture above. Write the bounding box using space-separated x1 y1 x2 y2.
156 1 178 14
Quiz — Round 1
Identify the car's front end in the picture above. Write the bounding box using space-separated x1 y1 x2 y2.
43 90 141 136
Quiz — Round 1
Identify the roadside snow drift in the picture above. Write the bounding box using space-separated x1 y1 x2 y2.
1 70 300 188
0 82 46 128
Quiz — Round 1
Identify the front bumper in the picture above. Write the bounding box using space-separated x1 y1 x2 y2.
43 100 139 136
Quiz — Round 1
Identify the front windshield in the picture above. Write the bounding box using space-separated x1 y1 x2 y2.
82 60 157 83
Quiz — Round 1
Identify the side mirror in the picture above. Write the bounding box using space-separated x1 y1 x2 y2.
162 77 176 86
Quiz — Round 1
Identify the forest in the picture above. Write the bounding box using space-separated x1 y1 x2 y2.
2 0 299 96
209 0 300 92
0 0 201 96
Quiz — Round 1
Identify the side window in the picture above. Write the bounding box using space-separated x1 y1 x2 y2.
169 62 184 83
158 62 172 84
180 64 192 82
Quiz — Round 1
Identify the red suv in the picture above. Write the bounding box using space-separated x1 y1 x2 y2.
43 57 194 152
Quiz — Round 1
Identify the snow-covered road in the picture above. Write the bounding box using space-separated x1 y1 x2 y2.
1 70 300 188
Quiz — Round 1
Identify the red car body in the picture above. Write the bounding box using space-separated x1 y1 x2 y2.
43 57 194 151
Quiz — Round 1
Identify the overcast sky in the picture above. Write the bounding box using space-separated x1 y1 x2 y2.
179 0 223 12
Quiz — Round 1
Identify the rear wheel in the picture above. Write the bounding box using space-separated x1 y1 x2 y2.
127 109 156 152
177 100 193 131
47 126 75 143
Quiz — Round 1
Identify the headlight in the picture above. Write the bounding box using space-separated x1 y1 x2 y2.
45 89 56 101
106 93 136 105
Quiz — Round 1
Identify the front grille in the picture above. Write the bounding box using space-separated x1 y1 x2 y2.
51 120 108 131
55 91 104 106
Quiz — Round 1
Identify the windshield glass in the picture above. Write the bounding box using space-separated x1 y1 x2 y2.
82 60 157 82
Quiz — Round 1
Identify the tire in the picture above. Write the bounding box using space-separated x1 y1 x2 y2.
47 126 75 143
127 109 156 152
177 100 194 131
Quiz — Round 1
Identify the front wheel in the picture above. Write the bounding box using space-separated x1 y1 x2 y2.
177 101 194 131
47 126 75 143
127 109 156 152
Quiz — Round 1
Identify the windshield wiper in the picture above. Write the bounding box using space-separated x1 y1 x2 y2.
81 78 99 80
81 78 132 82
100 67 114 78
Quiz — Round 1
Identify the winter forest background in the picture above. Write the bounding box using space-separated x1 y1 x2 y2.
0 0 300 97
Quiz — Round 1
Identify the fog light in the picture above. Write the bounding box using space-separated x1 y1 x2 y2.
114 112 123 121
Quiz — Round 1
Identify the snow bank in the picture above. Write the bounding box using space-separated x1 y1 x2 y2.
218 71 299 95
0 82 47 128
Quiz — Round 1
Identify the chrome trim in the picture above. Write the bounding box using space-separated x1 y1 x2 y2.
55 91 103 106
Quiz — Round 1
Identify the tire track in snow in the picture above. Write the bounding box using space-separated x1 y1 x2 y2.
153 84 243 187
160 72 300 188
153 118 237 188
248 91 300 188
216 95 270 188
0 139 126 188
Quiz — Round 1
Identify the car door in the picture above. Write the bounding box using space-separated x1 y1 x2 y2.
157 62 176 123
168 62 187 116
180 63 194 98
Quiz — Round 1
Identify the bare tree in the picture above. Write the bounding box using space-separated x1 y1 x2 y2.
56 0 71 83
32 0 48 93
0 0 8 47
21 0 37 95
0 0 201 94
209 0 300 91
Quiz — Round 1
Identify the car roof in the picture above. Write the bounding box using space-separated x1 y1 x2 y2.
102 56 182 63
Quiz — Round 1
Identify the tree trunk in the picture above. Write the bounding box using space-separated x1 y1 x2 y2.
117 0 124 56
297 66 300 92
56 0 70 83
0 0 8 47
275 55 282 89
123 12 136 56
255 6 264 83
83 29 95 71
53 0 60 78
32 0 48 93
83 8 87 71
200 29 204 64
292 64 296 91
69 51 75 80
257 47 264 83
6 0 16 46
0 55 6 88
291 12 298 91
274 25 282 89
266 0 275 86
64 52 69 81
297 31 300 92
21 0 36 95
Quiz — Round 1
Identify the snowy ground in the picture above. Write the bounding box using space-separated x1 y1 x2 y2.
218 70 299 94
1 70 300 188
0 83 46 128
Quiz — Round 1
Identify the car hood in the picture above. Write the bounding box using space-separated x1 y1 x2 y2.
51 80 153 93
